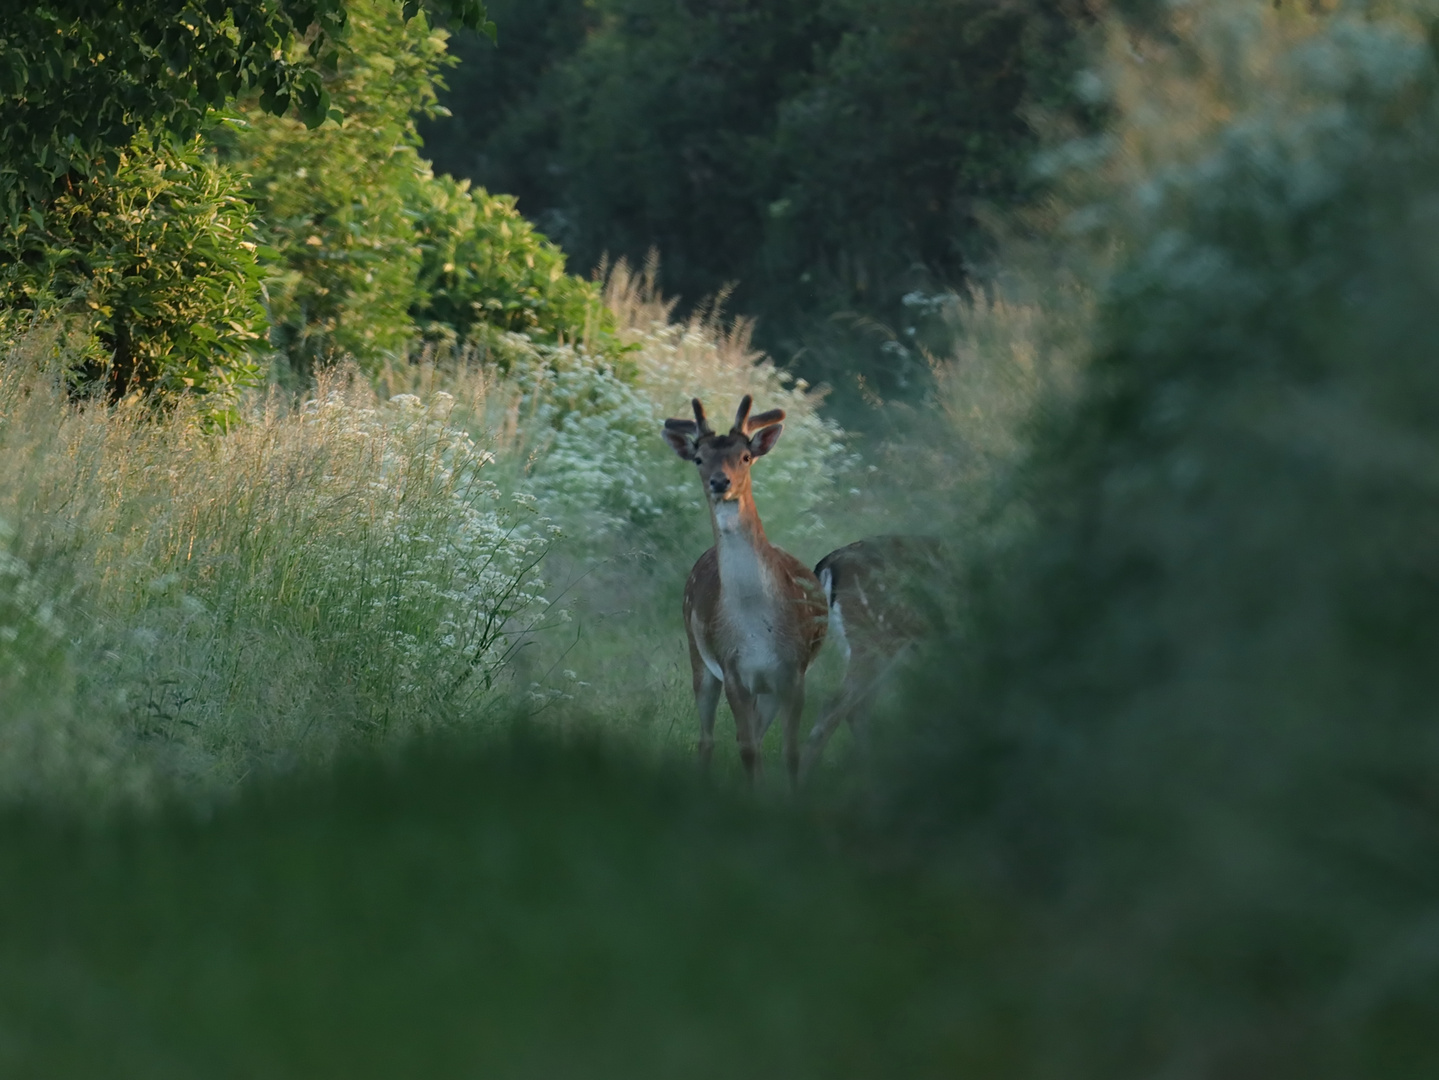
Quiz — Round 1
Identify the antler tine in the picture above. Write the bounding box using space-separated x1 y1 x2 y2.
731 394 753 436
744 407 785 434
691 398 713 436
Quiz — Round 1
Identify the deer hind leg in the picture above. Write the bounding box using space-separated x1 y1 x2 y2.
780 671 807 792
800 688 849 782
802 644 916 780
800 660 873 782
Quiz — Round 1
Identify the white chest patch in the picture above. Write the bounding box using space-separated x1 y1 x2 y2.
714 529 785 694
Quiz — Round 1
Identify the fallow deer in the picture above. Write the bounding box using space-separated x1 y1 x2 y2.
663 396 828 786
799 534 945 778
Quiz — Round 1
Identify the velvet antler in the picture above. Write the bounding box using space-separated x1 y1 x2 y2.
692 398 714 437
729 395 784 436
730 395 752 436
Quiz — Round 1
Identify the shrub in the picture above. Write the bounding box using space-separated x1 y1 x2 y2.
413 174 613 350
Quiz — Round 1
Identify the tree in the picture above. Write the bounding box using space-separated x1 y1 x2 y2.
0 0 494 224
0 0 496 401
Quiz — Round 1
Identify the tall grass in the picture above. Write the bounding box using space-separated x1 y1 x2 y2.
0 331 551 804
0 250 873 793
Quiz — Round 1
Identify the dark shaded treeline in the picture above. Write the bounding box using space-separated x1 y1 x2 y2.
423 0 1095 405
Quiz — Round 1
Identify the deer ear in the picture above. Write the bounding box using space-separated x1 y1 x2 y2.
749 422 783 458
663 421 698 461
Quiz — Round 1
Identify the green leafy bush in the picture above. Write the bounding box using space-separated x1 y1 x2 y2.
0 133 265 403
414 174 612 349
221 0 607 378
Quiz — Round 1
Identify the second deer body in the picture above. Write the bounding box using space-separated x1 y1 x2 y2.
664 396 828 785
800 535 945 779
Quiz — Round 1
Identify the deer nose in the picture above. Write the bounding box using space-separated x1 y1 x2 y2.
709 474 731 495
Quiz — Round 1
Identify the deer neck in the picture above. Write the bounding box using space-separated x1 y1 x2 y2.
710 493 776 597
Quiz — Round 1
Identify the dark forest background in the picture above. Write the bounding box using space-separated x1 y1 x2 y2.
421 0 1093 404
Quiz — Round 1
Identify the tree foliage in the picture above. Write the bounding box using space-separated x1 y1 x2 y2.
0 1 493 224
0 0 496 402
214 0 450 372
0 133 266 402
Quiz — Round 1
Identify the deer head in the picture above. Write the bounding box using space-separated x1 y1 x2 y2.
663 395 785 503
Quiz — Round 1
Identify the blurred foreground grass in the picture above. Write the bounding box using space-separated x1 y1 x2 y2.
0 733 1010 1079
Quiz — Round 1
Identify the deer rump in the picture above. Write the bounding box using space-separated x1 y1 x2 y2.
815 535 942 667
799 534 946 779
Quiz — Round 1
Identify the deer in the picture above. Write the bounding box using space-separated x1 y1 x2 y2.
662 395 829 787
799 534 946 780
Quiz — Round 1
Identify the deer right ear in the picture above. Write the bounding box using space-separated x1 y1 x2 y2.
663 420 698 461
749 422 783 458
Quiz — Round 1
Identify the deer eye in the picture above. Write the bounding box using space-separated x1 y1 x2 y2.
741 453 751 463
693 456 703 466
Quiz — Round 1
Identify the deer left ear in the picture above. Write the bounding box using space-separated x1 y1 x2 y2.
663 420 698 461
749 422 783 458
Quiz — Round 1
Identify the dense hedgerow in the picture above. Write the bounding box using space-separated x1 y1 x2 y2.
880 3 1439 1075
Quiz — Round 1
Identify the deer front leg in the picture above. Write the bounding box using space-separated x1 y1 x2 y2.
723 677 762 782
695 669 722 770
688 627 722 770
